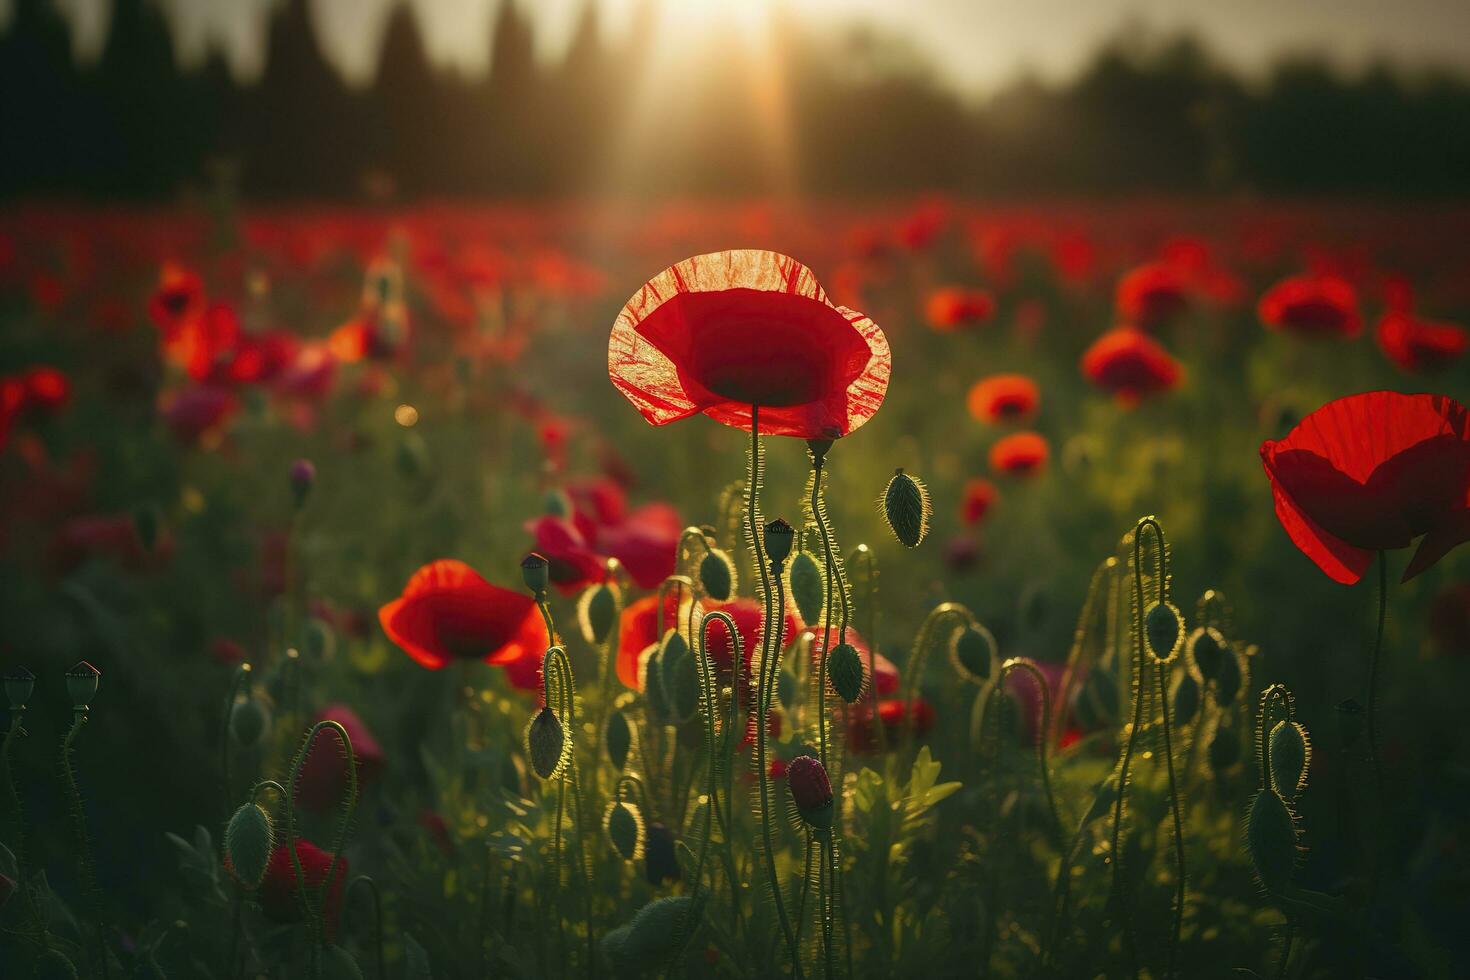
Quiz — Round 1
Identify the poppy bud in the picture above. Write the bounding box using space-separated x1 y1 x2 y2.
787 754 834 829
289 459 316 506
764 518 794 565
1246 789 1298 894
65 661 99 710
605 709 632 771
826 643 864 704
1213 646 1243 707
230 698 271 747
951 625 996 683
133 503 161 553
225 802 275 888
699 549 735 601
322 945 363 980
807 438 834 466
787 551 824 624
642 645 670 722
1188 627 1226 678
1208 725 1240 774
1269 720 1311 801
578 582 619 645
520 552 550 596
644 822 678 884
302 617 335 660
661 635 700 723
3 666 34 708
525 706 566 780
882 469 931 548
1144 602 1183 663
605 801 644 861
1172 671 1201 726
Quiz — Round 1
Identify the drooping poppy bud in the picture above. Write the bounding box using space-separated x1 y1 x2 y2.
1213 646 1244 707
1144 602 1182 663
289 459 316 507
882 469 931 548
826 643 864 704
605 801 644 861
951 625 996 683
1269 720 1311 801
526 706 566 780
579 582 620 645
1246 789 1298 894
65 661 100 710
605 709 632 771
224 802 275 888
699 549 735 601
1208 725 1240 773
520 552 550 596
1187 627 1226 678
1071 666 1119 731
229 698 271 747
787 551 824 624
1172 671 1201 727
764 518 794 565
787 754 834 829
302 617 335 660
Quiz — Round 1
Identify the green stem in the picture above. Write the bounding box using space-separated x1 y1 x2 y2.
1157 658 1186 977
996 658 1064 847
219 663 252 813
1364 550 1387 915
285 721 358 976
346 876 385 980
60 711 110 978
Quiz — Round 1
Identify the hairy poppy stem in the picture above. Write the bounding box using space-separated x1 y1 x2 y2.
285 720 358 978
996 658 1065 847
346 875 385 980
1364 550 1388 917
3 706 52 951
747 405 803 978
1157 658 1186 978
59 710 110 979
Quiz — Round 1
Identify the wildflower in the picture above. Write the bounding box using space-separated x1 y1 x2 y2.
967 374 1039 424
925 286 995 331
961 478 998 526
1376 312 1467 373
295 705 385 814
786 755 834 828
1258 274 1361 338
257 839 348 938
990 431 1050 477
378 560 549 669
1115 261 1189 329
1081 327 1182 403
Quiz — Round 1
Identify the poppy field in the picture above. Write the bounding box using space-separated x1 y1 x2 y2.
1 197 1469 979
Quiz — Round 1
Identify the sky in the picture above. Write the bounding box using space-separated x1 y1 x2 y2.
9 0 1470 91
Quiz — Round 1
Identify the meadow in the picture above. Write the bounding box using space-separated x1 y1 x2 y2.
1 197 1468 978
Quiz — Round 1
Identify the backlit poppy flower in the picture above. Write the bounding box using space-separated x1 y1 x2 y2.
148 261 205 337
967 374 1039 424
1260 391 1470 584
990 431 1049 478
608 250 890 439
295 705 385 813
616 591 690 689
524 515 605 594
256 839 347 937
925 286 995 332
19 366 70 415
961 478 998 526
379 560 548 670
1376 312 1467 374
1081 327 1182 404
704 597 800 680
1258 275 1361 338
1116 262 1189 329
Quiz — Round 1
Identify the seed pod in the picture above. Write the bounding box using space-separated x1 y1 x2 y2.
1209 725 1240 774
787 755 835 828
526 706 567 780
1188 627 1226 678
882 469 931 548
1213 645 1243 706
605 801 644 861
1144 602 1183 663
787 551 825 625
3 666 35 708
65 661 100 709
520 552 550 595
950 624 996 683
229 698 271 747
224 802 274 888
1171 671 1201 726
1246 789 1298 894
1269 720 1311 801
763 519 794 565
578 582 620 645
826 643 864 704
321 945 364 980
699 549 735 602
605 710 632 771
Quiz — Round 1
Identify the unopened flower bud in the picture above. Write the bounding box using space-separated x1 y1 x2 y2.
826 643 864 704
786 754 834 829
289 459 316 506
882 469 931 548
1144 602 1183 662
699 549 735 601
787 551 824 624
578 582 620 645
526 706 566 780
224 801 275 888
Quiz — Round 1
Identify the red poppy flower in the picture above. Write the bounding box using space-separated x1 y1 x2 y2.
295 705 386 814
967 374 1039 424
924 286 995 332
1376 312 1467 374
256 839 348 938
961 478 998 526
19 366 70 415
705 597 800 678
379 560 548 669
1260 391 1470 584
616 591 691 690
1259 275 1361 338
1081 327 1182 404
524 515 605 594
609 250 890 439
847 699 936 754
1115 261 1189 329
990 432 1049 478
148 262 205 337
595 503 681 590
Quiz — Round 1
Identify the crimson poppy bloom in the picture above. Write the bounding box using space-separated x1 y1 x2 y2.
1260 391 1470 584
1258 275 1361 338
924 286 995 332
990 431 1050 478
1115 262 1189 329
847 699 936 754
961 478 998 526
379 560 548 670
525 515 605 594
295 705 385 814
615 591 691 689
256 839 348 937
609 250 890 439
1376 312 1467 374
148 262 205 337
18 366 70 415
1081 327 1182 404
967 374 1039 424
